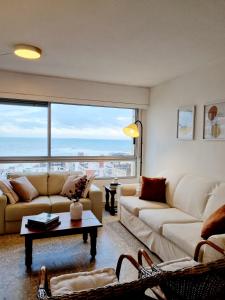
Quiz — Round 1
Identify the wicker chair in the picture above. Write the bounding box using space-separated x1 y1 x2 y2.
37 253 161 300
37 242 225 300
138 241 225 300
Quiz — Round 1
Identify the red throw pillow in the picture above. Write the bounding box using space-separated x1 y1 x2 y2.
139 176 166 202
201 204 225 239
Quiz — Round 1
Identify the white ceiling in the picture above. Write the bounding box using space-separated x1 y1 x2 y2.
0 0 225 87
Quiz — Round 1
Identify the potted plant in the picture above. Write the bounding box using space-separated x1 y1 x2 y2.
68 176 87 220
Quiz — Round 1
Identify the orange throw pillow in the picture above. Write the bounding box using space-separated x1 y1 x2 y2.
10 176 39 202
201 204 225 239
139 176 166 202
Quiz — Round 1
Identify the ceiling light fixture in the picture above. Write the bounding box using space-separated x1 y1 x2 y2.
14 44 42 59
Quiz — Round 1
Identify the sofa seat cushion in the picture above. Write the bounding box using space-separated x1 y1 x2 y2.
139 208 199 234
5 196 51 221
50 196 91 213
50 268 118 296
162 222 202 257
120 196 169 217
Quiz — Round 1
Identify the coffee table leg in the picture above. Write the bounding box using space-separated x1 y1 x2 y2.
83 231 88 243
25 236 32 270
90 228 97 260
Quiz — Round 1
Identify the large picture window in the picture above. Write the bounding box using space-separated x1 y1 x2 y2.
0 101 48 156
51 103 134 156
0 99 137 178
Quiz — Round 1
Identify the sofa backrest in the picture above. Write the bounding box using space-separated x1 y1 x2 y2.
47 171 82 195
7 171 83 196
47 172 69 195
7 172 48 195
173 174 218 220
157 170 185 206
203 183 225 220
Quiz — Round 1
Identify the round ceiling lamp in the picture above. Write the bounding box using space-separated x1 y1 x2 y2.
14 44 42 59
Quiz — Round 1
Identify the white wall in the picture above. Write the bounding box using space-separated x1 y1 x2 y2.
144 59 225 180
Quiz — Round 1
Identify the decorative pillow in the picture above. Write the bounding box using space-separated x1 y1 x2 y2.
60 175 80 197
201 204 225 239
10 176 39 202
139 176 166 202
61 175 87 199
82 175 95 198
0 179 19 204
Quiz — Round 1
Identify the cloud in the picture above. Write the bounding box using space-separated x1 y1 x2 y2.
0 124 46 137
0 103 134 139
52 126 129 140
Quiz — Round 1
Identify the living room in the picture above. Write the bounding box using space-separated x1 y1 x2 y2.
1 1 225 299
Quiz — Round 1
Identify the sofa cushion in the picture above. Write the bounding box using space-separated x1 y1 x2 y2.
201 204 225 239
173 175 218 219
48 172 82 195
50 268 118 296
139 177 166 202
139 208 199 234
203 183 225 220
82 175 95 198
162 222 202 257
60 175 82 197
48 172 70 195
7 172 48 195
10 176 39 202
120 196 169 217
157 170 185 206
0 179 19 204
50 196 91 213
5 196 51 221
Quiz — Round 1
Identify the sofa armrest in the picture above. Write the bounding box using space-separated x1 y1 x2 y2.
119 183 140 197
88 184 103 222
197 235 225 263
0 190 7 234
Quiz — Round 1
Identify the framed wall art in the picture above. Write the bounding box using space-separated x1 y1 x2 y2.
177 106 195 140
203 102 225 140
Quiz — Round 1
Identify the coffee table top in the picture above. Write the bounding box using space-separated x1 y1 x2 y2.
20 210 102 236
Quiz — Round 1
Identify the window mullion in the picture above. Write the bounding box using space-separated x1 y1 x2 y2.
47 102 51 172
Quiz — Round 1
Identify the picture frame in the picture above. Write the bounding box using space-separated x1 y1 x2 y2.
203 102 225 140
177 106 195 140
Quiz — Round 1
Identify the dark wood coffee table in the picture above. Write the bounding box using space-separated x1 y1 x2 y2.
20 210 102 270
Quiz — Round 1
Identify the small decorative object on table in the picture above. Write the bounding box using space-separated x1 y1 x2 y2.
110 177 121 190
26 212 60 230
68 176 87 220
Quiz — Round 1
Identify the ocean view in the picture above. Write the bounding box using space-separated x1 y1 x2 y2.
0 137 133 157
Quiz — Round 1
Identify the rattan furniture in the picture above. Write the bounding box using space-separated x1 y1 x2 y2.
37 244 225 300
138 241 225 300
37 253 157 300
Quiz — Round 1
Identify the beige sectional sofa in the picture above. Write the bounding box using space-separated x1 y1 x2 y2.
119 170 225 263
0 172 103 234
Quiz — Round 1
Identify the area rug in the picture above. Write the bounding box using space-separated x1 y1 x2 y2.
0 218 160 300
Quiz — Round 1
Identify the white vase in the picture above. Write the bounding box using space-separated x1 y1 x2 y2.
70 201 83 220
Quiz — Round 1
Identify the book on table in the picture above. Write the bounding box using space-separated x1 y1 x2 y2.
26 212 60 230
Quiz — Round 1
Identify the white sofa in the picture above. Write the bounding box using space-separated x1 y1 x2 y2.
118 170 225 263
0 172 103 234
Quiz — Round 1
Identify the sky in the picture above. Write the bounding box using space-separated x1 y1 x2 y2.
0 103 134 140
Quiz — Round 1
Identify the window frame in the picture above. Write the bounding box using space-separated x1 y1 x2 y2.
0 99 138 179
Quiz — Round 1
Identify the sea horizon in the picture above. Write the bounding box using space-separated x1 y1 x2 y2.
0 137 133 157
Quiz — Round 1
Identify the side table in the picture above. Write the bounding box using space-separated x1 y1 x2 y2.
104 185 117 215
